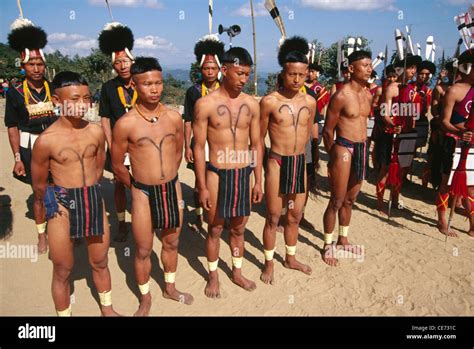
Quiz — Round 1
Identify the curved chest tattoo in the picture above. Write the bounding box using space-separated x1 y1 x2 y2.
137 134 175 180
58 144 99 187
217 104 251 151
278 104 311 152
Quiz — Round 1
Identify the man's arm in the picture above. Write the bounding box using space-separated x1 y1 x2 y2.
5 90 26 176
431 86 442 117
174 111 184 169
98 84 112 148
323 91 343 153
101 117 112 150
259 96 272 155
192 98 211 209
31 136 50 225
183 88 195 163
381 83 402 133
96 126 106 182
249 99 263 203
440 87 470 141
111 118 132 187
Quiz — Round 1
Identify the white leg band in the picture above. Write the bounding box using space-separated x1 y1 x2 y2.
339 226 349 237
232 256 243 269
164 272 176 283
36 222 47 234
324 233 334 245
117 212 125 222
264 249 275 261
56 304 72 317
285 245 296 256
208 259 218 272
138 280 150 295
99 290 112 307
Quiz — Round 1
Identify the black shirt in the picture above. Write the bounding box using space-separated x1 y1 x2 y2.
183 83 204 123
303 86 320 124
99 76 135 129
4 80 58 134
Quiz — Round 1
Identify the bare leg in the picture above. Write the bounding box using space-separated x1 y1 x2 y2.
436 175 457 237
87 207 120 316
131 187 153 316
161 181 193 304
204 170 224 298
229 216 256 291
114 181 128 242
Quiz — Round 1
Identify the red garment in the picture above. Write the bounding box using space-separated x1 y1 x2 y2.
308 81 329 114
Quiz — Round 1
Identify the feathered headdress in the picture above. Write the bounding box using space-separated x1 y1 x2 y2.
277 36 309 67
8 18 47 63
194 34 225 67
98 22 134 63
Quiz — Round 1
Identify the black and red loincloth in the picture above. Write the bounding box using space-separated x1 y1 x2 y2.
207 163 253 219
44 184 104 239
132 176 181 229
268 151 306 194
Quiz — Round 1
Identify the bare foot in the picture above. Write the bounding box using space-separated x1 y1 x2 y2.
437 223 458 237
336 237 362 256
114 221 128 243
284 256 312 275
321 244 339 267
204 271 220 298
231 268 257 291
101 305 121 316
260 260 274 285
299 217 315 231
134 293 151 316
37 234 48 254
163 284 194 305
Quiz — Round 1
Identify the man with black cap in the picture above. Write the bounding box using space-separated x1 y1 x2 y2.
306 62 329 117
183 35 224 233
5 16 58 254
375 52 422 213
260 36 316 283
98 22 136 242
434 49 474 237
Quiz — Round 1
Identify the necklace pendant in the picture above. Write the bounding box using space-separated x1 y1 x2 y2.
151 117 158 123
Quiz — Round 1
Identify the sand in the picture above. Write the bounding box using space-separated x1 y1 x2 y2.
1 98 473 316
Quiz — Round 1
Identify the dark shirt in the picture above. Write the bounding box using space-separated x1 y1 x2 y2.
4 80 58 134
99 76 135 129
303 86 321 124
183 83 203 123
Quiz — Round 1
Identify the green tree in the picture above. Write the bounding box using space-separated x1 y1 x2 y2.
161 74 186 105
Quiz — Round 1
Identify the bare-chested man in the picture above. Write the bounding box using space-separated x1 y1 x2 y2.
193 47 263 298
31 71 119 316
260 36 316 284
435 51 474 238
322 50 373 266
112 57 193 316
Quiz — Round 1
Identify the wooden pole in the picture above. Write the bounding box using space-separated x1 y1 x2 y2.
250 0 258 96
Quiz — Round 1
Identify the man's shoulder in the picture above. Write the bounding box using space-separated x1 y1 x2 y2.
163 106 181 120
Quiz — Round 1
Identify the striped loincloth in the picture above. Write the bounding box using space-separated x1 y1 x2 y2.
269 151 306 194
132 176 180 229
44 184 104 239
207 164 253 219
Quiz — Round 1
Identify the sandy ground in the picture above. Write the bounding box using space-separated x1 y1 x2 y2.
1 98 473 316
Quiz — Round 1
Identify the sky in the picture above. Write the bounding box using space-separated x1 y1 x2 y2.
0 0 471 72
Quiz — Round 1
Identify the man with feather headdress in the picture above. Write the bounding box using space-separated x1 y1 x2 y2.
260 36 316 283
183 35 224 233
97 22 136 242
5 16 57 254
